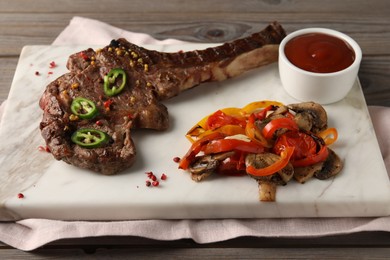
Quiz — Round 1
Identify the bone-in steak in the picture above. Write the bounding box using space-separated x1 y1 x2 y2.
39 22 286 175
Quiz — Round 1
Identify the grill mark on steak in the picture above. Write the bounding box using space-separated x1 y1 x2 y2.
39 22 286 175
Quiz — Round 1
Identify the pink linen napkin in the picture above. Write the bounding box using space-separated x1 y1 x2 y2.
0 16 389 251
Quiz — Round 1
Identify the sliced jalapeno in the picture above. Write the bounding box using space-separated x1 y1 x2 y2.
104 68 127 96
71 128 109 149
71 97 98 119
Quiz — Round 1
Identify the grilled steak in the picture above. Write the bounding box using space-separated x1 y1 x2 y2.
39 22 286 175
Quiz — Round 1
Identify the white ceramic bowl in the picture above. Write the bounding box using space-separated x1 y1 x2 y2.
278 28 362 104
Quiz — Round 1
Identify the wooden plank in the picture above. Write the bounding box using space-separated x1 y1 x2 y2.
0 13 389 55
360 56 390 106
0 58 18 103
1 0 389 14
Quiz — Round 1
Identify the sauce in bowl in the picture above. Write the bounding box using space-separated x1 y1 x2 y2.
284 33 355 73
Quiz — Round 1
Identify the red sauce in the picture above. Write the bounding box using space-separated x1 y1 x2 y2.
284 33 355 73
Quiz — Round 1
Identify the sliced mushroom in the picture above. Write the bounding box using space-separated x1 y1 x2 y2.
268 105 289 117
294 148 343 183
245 153 294 201
257 181 277 202
189 151 235 182
288 102 328 133
315 148 343 180
293 112 313 133
294 161 324 184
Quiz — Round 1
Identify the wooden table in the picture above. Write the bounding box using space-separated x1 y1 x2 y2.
0 0 389 258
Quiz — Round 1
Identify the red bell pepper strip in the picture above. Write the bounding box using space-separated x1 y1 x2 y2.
216 152 247 176
262 117 299 139
291 145 329 167
246 147 295 177
206 110 246 130
202 138 264 155
178 132 225 170
274 131 317 160
274 131 329 167
252 105 275 121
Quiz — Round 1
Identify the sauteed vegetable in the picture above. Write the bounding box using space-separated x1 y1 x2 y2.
179 101 343 201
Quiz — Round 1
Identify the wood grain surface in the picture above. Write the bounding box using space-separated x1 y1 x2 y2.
0 0 389 258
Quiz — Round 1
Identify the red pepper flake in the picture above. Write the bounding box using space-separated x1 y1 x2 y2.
35 71 40 76
17 193 24 199
146 180 151 187
152 181 159 187
79 51 89 61
103 99 114 110
161 173 167 180
95 120 103 126
49 61 56 68
150 175 157 181
38 145 51 153
173 157 180 163
48 71 53 75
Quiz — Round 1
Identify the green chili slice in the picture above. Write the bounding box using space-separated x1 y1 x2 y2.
104 68 127 96
71 97 98 119
71 128 109 149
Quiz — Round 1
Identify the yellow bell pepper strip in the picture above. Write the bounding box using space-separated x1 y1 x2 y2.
246 146 295 177
241 100 284 114
186 108 244 141
262 117 299 139
186 109 246 142
191 107 244 130
318 127 338 146
186 101 283 141
245 113 272 148
187 124 246 143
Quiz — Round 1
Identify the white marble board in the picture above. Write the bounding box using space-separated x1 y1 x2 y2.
0 44 389 221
